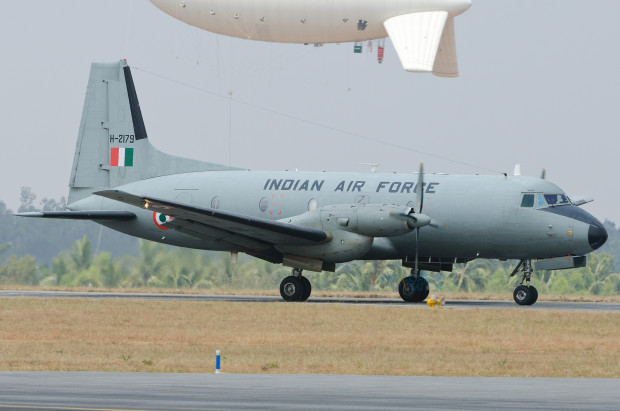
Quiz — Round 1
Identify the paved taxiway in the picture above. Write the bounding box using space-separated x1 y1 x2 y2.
0 290 618 312
1 372 619 410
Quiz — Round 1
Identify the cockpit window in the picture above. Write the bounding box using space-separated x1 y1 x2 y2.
521 194 534 207
536 194 547 207
544 194 570 206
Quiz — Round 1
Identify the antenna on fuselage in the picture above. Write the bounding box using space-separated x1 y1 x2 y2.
360 163 380 173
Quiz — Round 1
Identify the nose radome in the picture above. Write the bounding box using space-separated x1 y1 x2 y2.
588 222 608 250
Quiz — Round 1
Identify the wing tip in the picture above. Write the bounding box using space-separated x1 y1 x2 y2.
14 212 44 218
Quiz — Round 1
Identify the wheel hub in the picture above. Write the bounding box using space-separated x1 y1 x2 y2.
283 282 296 296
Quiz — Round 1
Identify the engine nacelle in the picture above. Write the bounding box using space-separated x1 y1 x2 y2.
276 204 429 264
276 227 373 264
338 204 425 237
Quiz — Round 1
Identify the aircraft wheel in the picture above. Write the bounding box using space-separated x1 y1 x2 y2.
529 286 538 305
398 276 429 303
299 276 312 302
513 285 537 305
280 276 305 302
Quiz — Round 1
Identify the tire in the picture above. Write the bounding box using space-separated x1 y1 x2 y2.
300 276 312 302
398 276 430 303
528 286 538 305
280 276 305 302
513 285 535 305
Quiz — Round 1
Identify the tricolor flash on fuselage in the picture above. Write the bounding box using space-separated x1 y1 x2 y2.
18 60 608 305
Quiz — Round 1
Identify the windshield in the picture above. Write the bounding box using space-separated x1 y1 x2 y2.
544 194 570 206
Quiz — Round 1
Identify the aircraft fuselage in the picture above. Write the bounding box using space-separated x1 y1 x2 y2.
71 170 605 263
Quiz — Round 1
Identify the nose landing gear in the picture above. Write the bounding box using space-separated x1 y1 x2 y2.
510 260 538 305
279 268 312 302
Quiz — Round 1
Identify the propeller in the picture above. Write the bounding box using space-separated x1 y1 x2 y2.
400 163 431 277
414 163 425 276
540 168 546 180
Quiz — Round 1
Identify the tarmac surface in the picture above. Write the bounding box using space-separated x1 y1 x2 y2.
0 290 619 312
0 372 619 410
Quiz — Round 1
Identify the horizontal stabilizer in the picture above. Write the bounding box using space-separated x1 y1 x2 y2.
384 11 448 74
433 17 459 77
15 211 136 220
95 190 328 245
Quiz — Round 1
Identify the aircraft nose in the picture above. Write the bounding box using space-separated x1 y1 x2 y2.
588 221 608 250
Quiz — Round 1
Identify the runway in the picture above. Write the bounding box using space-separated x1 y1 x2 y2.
0 290 618 312
0 372 619 410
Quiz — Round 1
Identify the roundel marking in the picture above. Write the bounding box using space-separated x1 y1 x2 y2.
153 212 174 230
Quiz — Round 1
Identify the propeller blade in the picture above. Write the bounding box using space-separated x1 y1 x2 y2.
414 163 424 276
416 163 424 213
540 168 546 180
415 227 419 276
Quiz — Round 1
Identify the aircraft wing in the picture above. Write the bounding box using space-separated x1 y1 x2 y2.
95 190 329 248
384 11 459 77
15 211 136 220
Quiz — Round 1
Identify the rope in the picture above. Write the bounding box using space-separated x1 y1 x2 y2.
131 65 503 174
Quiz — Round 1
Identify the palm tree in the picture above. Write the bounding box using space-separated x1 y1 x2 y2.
450 261 490 292
70 236 93 272
126 239 169 287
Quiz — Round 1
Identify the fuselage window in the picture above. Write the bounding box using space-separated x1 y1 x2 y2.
259 197 268 212
521 194 534 207
308 198 317 211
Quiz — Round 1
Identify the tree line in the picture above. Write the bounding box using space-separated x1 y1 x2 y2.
1 236 618 296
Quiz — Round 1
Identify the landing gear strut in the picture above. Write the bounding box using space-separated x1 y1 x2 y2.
279 268 312 302
510 260 538 306
398 269 430 303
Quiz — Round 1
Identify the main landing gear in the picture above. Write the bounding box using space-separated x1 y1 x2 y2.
279 268 312 302
510 260 538 306
398 269 430 303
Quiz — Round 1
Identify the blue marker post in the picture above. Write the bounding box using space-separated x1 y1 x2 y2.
215 350 221 374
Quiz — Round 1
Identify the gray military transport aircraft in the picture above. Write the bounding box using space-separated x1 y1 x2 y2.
18 60 608 305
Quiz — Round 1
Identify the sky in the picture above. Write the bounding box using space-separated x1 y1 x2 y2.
1 1 619 223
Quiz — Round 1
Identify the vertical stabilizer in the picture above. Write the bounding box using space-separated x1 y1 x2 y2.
68 60 237 205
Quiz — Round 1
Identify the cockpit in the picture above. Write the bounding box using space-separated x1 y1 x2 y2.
521 193 571 208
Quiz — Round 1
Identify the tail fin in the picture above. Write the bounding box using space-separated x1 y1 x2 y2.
68 60 236 205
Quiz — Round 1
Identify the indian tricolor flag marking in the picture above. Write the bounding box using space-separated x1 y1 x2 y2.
110 147 134 167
